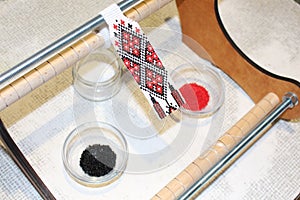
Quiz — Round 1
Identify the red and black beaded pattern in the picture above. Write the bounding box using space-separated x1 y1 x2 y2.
114 19 168 100
111 19 184 118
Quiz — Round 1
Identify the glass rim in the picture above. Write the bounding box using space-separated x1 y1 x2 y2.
72 49 122 87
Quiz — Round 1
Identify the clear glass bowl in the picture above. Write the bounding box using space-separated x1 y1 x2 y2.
170 62 225 117
62 121 128 187
72 48 122 101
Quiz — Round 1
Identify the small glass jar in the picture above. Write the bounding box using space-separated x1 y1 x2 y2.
170 62 225 117
72 48 122 101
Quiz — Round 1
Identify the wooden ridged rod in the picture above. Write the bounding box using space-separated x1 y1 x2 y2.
152 93 280 199
0 32 103 111
0 0 173 111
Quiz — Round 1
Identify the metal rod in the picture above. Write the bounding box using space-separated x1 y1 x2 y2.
179 92 298 200
0 119 56 199
0 0 141 89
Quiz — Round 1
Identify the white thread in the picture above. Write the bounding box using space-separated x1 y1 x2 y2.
97 26 111 49
100 4 125 25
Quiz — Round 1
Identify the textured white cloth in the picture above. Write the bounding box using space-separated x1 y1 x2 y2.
0 1 299 200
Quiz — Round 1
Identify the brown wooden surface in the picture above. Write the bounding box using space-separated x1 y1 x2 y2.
176 0 300 121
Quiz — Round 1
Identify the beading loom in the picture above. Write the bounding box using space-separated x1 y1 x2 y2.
0 0 299 199
0 0 299 121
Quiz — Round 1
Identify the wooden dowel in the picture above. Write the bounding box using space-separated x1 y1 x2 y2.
143 0 162 13
152 93 280 200
0 0 173 111
35 62 57 82
0 32 103 110
124 6 141 21
134 2 152 21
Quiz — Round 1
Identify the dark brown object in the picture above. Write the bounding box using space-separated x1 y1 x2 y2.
176 0 300 120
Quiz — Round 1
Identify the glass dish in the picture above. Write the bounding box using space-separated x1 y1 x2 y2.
170 62 225 117
62 121 128 187
72 48 122 101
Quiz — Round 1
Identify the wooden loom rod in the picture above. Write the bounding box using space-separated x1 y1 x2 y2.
0 0 173 111
152 92 281 200
179 92 298 199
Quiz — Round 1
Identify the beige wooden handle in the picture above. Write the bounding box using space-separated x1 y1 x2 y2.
152 93 280 199
0 0 173 111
